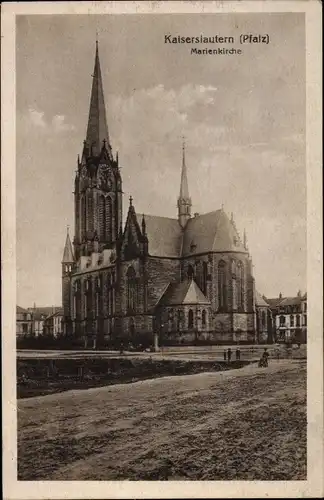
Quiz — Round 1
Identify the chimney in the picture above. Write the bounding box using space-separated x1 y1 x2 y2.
297 290 301 297
279 292 282 299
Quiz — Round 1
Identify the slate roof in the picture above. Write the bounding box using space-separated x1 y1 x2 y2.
28 307 61 320
139 214 182 258
17 305 30 314
182 210 246 256
62 231 74 263
138 209 246 258
158 279 211 306
255 290 269 307
86 42 110 156
279 296 302 307
45 309 64 320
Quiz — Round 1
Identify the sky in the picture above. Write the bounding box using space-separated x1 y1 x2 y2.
16 13 306 308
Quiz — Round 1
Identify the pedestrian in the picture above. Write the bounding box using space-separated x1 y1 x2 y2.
236 347 241 361
227 347 232 362
224 349 227 361
119 342 124 355
262 347 269 367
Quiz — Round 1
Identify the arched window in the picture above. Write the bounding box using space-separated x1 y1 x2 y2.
218 260 227 311
106 197 113 243
87 193 93 232
81 195 86 238
177 309 182 329
296 314 301 327
188 309 194 329
262 310 266 328
202 309 207 327
202 262 208 295
127 266 137 312
290 314 294 327
187 264 194 280
236 261 244 310
98 195 106 240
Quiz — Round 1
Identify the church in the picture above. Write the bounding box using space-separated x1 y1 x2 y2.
61 42 268 349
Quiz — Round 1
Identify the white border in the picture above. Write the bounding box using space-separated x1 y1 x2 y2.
1 1 323 498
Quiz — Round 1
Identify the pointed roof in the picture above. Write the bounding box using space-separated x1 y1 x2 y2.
158 279 211 306
255 290 269 307
62 228 74 263
179 141 190 201
86 41 110 156
182 210 246 256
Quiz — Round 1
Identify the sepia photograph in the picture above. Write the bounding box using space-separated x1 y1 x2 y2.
1 1 323 498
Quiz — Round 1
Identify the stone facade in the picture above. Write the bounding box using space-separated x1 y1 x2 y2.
61 41 265 348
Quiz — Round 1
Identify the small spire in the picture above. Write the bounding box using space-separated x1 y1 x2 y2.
141 214 146 235
129 195 133 206
62 226 74 263
221 203 224 211
243 228 248 249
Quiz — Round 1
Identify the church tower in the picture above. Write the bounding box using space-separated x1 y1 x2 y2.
177 141 192 228
62 227 74 334
74 41 122 260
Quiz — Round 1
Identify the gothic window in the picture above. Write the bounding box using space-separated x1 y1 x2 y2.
296 314 301 327
202 309 207 327
98 195 106 240
218 260 227 311
87 193 93 232
127 266 137 312
177 309 182 329
262 311 266 328
202 261 208 295
81 195 86 238
290 314 294 327
188 309 194 329
106 197 113 243
236 261 244 311
84 294 87 318
95 292 99 317
187 264 194 280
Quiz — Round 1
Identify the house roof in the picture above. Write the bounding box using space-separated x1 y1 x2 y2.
16 305 30 314
182 210 246 256
265 298 283 308
137 209 246 259
28 307 61 320
139 214 182 258
45 309 64 320
279 296 302 307
158 279 211 306
255 290 269 307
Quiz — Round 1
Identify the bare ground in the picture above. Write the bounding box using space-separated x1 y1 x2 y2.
18 360 306 481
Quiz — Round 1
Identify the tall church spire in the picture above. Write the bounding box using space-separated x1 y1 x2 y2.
177 139 192 228
85 40 110 156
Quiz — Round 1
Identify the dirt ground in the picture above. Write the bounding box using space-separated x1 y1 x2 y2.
18 359 306 481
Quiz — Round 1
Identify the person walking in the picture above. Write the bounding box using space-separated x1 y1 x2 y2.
236 347 241 361
227 347 232 362
262 347 269 367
